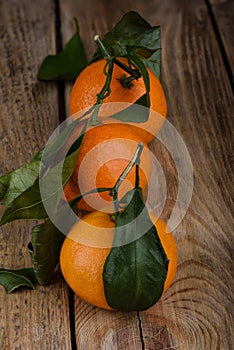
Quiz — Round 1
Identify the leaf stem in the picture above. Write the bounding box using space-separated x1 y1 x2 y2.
70 187 112 208
94 35 111 60
109 142 144 214
70 35 142 126
94 35 141 80
96 60 113 103
71 142 144 214
112 142 143 194
113 58 141 80
135 164 140 188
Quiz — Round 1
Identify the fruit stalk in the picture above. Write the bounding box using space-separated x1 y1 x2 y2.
94 35 141 80
109 142 144 214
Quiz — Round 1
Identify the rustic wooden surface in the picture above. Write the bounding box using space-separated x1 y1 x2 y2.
0 0 233 349
209 0 234 81
0 1 72 349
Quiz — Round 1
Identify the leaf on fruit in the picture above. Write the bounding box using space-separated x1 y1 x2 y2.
0 268 37 293
103 187 168 311
109 94 150 123
139 48 161 81
110 54 151 122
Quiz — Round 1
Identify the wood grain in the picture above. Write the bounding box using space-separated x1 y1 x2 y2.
141 0 234 349
1 0 233 349
208 0 234 82
0 1 71 349
60 0 234 349
74 299 143 350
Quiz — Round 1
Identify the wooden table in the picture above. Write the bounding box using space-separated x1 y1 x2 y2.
0 0 233 349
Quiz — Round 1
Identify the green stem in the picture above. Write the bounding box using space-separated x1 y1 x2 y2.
75 36 142 126
71 142 144 214
94 35 111 60
94 35 141 80
96 60 113 103
70 187 112 208
109 142 144 213
135 164 140 188
88 59 113 124
113 58 141 80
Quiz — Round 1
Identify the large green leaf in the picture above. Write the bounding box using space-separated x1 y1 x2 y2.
0 149 43 206
0 117 81 207
0 133 83 226
139 48 161 81
92 11 161 79
38 19 88 80
103 187 168 311
0 179 48 225
109 94 149 123
0 150 79 225
127 54 150 93
28 219 65 285
0 160 40 206
28 186 112 285
0 268 37 293
0 116 88 226
0 118 83 209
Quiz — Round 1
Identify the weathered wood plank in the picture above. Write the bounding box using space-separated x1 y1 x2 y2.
74 299 143 350
141 0 234 349
0 1 72 349
208 0 234 83
60 0 233 349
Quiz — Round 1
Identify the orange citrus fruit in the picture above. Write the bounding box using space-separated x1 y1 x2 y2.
60 211 178 310
69 58 167 143
63 121 152 212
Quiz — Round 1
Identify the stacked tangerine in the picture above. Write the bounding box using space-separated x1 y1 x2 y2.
60 57 178 310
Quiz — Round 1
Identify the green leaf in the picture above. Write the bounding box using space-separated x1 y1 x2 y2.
31 149 43 162
109 54 151 122
0 130 84 226
28 219 65 285
91 11 161 79
103 187 168 311
0 179 48 225
135 47 156 59
27 185 113 286
0 118 82 215
28 185 109 285
92 11 160 59
139 48 161 81
38 19 88 81
41 123 75 165
128 54 150 93
0 268 37 293
110 94 150 122
0 153 42 206
0 149 79 226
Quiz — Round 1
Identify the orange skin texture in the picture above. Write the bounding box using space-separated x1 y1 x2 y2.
60 211 178 310
63 122 152 212
69 58 167 143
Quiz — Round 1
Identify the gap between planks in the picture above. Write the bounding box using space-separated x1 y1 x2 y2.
204 0 233 92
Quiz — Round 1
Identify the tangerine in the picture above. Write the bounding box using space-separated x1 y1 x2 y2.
63 120 152 212
69 58 167 143
60 211 178 310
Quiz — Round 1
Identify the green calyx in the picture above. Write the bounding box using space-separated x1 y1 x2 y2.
118 74 134 89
